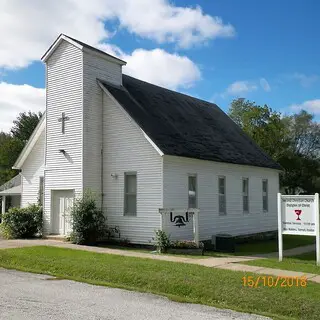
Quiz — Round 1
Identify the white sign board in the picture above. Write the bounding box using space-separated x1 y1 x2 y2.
277 193 319 265
281 195 316 236
159 208 200 246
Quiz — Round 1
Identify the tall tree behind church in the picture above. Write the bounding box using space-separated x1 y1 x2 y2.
229 98 320 194
0 111 42 185
228 98 290 161
11 111 43 142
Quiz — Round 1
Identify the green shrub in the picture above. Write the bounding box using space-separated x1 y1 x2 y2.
70 192 106 245
1 204 43 239
154 229 171 253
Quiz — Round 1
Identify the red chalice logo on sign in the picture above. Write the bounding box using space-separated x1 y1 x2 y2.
295 209 302 221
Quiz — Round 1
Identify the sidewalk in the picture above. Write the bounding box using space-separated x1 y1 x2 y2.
0 239 319 284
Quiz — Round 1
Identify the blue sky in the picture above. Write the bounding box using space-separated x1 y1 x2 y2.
0 0 319 132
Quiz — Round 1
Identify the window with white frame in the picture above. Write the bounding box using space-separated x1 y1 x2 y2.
262 179 268 212
188 175 197 208
242 178 249 213
124 172 137 216
218 176 226 215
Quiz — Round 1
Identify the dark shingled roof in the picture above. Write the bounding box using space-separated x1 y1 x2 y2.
102 75 281 170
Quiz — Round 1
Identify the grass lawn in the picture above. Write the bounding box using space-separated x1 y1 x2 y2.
100 235 315 259
244 251 320 275
1 246 320 320
228 235 315 256
99 244 211 259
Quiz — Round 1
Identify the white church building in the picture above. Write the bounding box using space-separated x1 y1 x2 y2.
1 34 281 244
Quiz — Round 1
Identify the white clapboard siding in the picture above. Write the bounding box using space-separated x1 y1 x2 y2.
44 39 83 234
21 129 45 207
163 155 279 241
82 50 122 196
103 92 163 244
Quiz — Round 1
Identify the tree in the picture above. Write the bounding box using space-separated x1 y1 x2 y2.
0 133 24 185
229 98 320 194
11 111 43 142
0 110 42 186
281 111 320 194
229 98 290 161
287 110 320 159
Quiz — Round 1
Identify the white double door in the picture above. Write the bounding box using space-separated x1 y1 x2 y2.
52 190 74 235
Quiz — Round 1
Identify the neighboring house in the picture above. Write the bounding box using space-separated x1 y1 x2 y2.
9 34 281 244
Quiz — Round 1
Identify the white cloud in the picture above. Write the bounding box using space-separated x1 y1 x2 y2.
292 73 318 87
112 1 235 48
98 44 201 90
290 99 320 115
0 82 45 133
0 0 235 69
260 78 271 92
225 81 257 96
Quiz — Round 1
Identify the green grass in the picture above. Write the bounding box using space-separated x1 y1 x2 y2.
99 244 211 259
100 235 315 259
244 251 320 275
226 235 315 256
1 246 320 320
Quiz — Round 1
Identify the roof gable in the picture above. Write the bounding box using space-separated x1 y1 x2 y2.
41 34 126 66
102 75 281 170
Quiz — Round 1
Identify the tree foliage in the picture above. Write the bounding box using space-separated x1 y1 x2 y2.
0 111 42 186
229 98 320 194
11 111 43 142
0 133 24 185
229 98 290 161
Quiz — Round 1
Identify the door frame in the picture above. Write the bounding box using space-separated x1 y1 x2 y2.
50 189 75 235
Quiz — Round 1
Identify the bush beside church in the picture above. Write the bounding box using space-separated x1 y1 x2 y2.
1 204 43 239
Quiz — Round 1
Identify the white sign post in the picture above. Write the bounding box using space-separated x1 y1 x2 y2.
277 193 320 265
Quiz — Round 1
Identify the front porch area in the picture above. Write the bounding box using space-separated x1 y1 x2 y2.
0 175 21 218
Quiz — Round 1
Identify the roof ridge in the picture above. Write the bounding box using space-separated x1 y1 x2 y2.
122 74 217 108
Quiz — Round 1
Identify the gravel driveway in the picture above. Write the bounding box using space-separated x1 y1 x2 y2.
0 268 270 320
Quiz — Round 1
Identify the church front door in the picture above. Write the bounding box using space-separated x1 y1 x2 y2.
51 190 74 235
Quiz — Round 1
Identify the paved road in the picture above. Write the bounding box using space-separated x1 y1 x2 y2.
0 268 270 320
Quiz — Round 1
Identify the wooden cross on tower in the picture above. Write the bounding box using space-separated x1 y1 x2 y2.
58 112 70 134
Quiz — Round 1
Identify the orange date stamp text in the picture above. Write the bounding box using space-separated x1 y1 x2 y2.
242 276 307 288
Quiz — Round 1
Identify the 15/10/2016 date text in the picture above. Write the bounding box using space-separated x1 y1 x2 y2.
242 276 307 288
